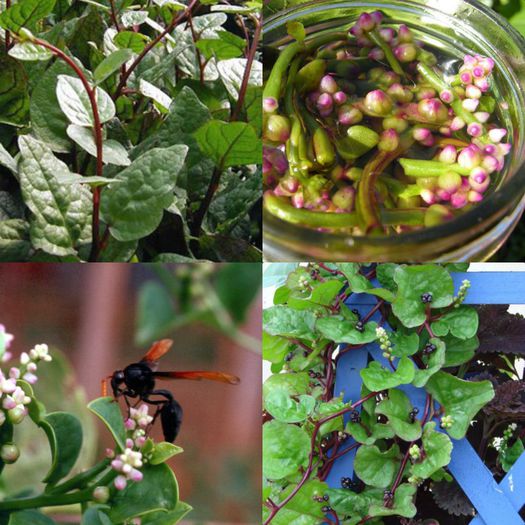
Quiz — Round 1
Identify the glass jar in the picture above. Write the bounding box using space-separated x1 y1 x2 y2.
263 0 525 262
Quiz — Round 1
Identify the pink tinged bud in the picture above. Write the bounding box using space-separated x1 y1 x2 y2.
263 97 278 113
425 204 454 227
388 83 413 103
438 171 462 193
364 90 393 115
480 57 495 73
262 158 272 175
417 88 436 101
93 486 110 503
439 145 458 164
467 123 483 138
265 114 291 143
0 443 19 464
484 144 497 155
320 75 338 94
418 98 448 122
460 72 473 85
8 368 19 379
368 47 385 61
488 128 507 143
333 91 347 105
23 373 37 384
462 98 480 112
394 43 417 63
357 12 376 32
307 91 320 104
125 419 135 429
421 136 435 147
291 192 305 209
135 436 146 448
379 28 395 42
498 143 512 156
8 406 26 424
317 93 334 114
106 448 115 459
338 105 363 125
469 169 490 193
451 192 468 209
482 155 499 174
332 187 356 211
130 468 143 482
114 476 127 491
436 189 452 202
440 127 452 137
440 90 454 103
1 352 12 363
357 36 373 48
398 24 413 43
413 127 431 142
111 459 124 470
420 189 437 205
27 362 37 373
458 147 482 169
126 438 134 449
474 112 490 123
371 10 383 24
3 397 16 410
501 101 509 110
468 190 484 203
349 24 363 37
450 117 466 131
466 85 482 99
474 77 490 92
379 129 400 152
473 66 485 78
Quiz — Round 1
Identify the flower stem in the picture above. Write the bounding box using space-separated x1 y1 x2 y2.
399 158 470 177
0 489 93 511
368 29 404 76
46 460 110 495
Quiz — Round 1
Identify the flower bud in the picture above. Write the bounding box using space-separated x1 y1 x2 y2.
264 115 291 143
333 91 347 105
457 146 482 170
1 443 20 464
438 171 462 193
332 187 356 211
378 129 400 152
317 93 334 116
450 117 466 132
439 145 457 164
467 123 483 138
379 28 395 43
114 475 127 491
394 43 417 63
8 406 26 424
418 98 448 123
368 48 385 61
387 83 413 103
291 191 305 209
474 77 490 92
364 90 393 115
338 105 363 125
474 111 490 123
263 97 278 114
398 24 413 43
413 127 432 142
417 177 438 191
320 75 338 94
424 204 454 227
468 190 484 203
488 128 507 144
344 167 363 182
93 486 110 503
462 98 479 112
469 168 490 193
436 189 452 202
357 12 376 32
383 117 408 133
417 87 436 101
460 71 473 85
439 90 454 103
451 192 468 209
482 155 499 174
420 189 436 205
466 85 482 99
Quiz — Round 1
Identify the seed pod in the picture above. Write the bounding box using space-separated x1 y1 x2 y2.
313 127 336 168
264 114 291 143
295 59 327 94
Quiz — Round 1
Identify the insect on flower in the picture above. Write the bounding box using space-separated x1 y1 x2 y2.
104 339 240 442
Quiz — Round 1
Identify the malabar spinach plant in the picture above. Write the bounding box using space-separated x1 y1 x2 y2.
0 325 190 524
0 0 262 262
262 263 498 524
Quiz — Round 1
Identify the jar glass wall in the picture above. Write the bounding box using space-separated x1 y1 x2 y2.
263 0 525 262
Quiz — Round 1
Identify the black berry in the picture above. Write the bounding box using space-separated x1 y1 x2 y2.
421 292 433 304
285 352 294 362
423 342 437 355
350 410 361 423
341 477 352 489
409 407 419 423
321 505 332 512
323 495 329 501
355 321 364 332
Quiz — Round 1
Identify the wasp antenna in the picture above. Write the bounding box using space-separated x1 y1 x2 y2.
101 376 111 397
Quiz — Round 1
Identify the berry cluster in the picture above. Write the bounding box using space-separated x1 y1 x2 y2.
409 407 419 423
409 444 421 461
454 279 471 307
421 292 433 304
376 326 392 358
423 342 437 355
440 414 454 429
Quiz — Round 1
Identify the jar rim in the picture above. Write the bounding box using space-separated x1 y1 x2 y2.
263 0 525 253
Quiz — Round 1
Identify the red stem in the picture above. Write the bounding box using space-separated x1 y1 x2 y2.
33 38 104 261
5 0 11 50
361 299 384 324
263 391 378 525
113 0 198 100
230 15 261 121
187 12 205 84
108 0 122 32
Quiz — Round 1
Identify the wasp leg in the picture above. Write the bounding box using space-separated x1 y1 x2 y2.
142 390 182 443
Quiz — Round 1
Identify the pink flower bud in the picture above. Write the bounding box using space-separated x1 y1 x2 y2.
264 114 291 143
450 117 466 131
462 98 480 112
3 396 16 410
417 87 437 101
93 486 110 503
469 168 490 193
0 443 19 464
364 90 393 115
135 436 147 448
114 476 127 491
474 77 490 92
420 189 437 205
130 468 143 482
111 459 124 470
263 97 278 113
425 204 454 226
458 146 482 170
468 190 484 203
464 55 477 67
368 48 385 61
460 71 473 85
379 28 395 43
332 187 356 212
106 448 115 459
387 83 413 103
451 192 468 209
307 91 320 104
483 144 497 155
413 127 431 142
371 11 384 24
480 57 495 74
394 43 417 63
8 406 26 424
474 112 490 123
338 105 363 126
9 368 19 379
291 192 305 209
467 123 483 138
357 12 376 32
473 66 485 78
482 155 499 174
22 373 37 384
333 91 347 105
438 171 462 193
440 90 454 103
418 98 448 123
439 145 458 165
320 75 338 94
488 128 507 143
317 93 334 116
466 85 482 99
378 129 400 152
440 126 452 137
498 143 512 156
357 36 373 48
436 189 452 202
398 24 413 43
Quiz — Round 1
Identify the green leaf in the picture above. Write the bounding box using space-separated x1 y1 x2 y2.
39 411 83 484
500 438 525 472
108 463 179 522
326 487 383 519
376 263 399 292
56 75 115 126
412 337 445 387
271 480 327 523
94 48 133 84
149 442 184 465
30 60 73 152
8 42 53 61
217 58 261 101
360 357 415 392
141 502 193 525
0 143 18 175
263 306 317 340
431 306 479 340
425 371 495 439
390 330 419 358
443 334 479 366
18 135 92 256
263 371 311 399
410 422 452 479
194 120 261 168
81 507 112 525
139 79 173 113
216 263 261 323
101 145 188 242
287 20 305 42
196 37 243 60
316 316 378 344
288 280 343 310
0 219 31 262
376 389 422 442
369 483 417 518
8 510 57 525
114 31 150 53
0 0 56 33
392 265 455 328
88 396 127 450
66 124 131 166
263 420 310 480
121 10 149 27
136 280 176 345
265 389 316 423
354 444 401 488
0 56 29 127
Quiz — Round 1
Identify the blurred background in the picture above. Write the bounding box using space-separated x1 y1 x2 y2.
0 263 261 524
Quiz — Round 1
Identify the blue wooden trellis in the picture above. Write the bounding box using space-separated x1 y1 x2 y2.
323 272 525 525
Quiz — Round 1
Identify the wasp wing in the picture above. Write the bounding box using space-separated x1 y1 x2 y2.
154 371 240 385
140 339 174 368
